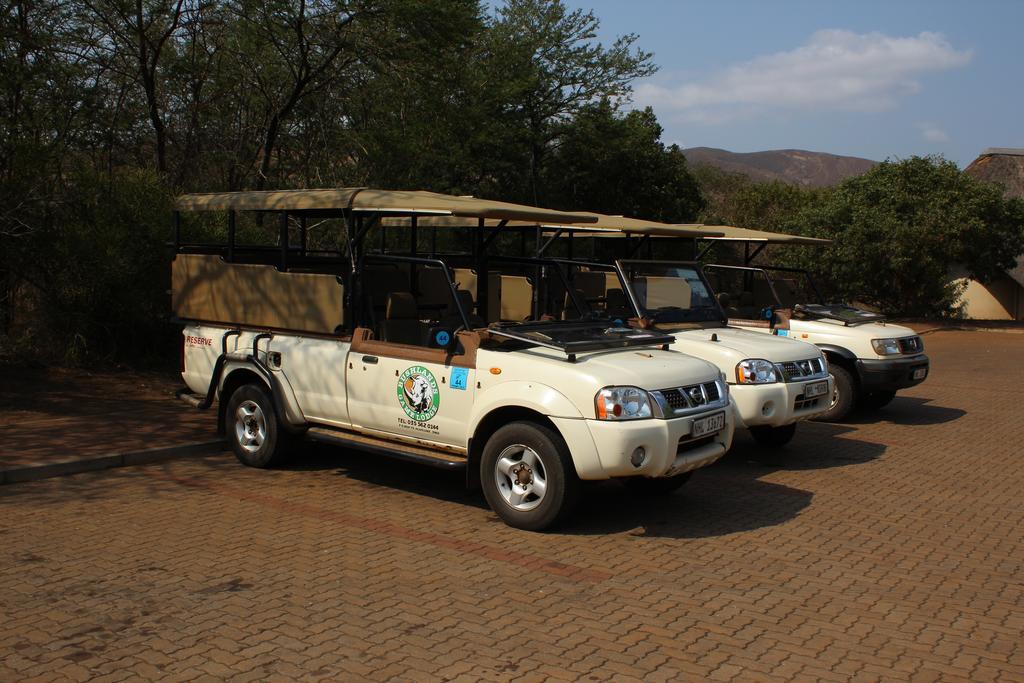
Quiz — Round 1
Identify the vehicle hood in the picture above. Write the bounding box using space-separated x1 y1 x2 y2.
804 320 917 339
784 319 923 361
794 304 886 325
669 326 822 365
495 345 721 391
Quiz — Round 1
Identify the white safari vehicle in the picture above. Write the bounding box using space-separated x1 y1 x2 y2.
581 257 833 449
476 213 834 449
172 189 735 530
390 214 833 449
698 226 929 421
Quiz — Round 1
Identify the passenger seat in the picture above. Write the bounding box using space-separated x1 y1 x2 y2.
606 288 630 319
382 292 425 345
717 292 738 318
444 289 484 329
737 291 757 319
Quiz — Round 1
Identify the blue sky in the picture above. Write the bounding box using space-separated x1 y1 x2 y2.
562 0 1023 166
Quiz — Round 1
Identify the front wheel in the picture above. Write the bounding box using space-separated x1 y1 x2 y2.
481 421 580 531
749 423 796 448
815 364 856 422
226 383 291 468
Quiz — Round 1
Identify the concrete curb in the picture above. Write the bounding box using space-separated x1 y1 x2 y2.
916 325 1024 336
0 440 227 485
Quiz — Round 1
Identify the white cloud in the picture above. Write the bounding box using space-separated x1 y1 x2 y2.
636 30 972 124
919 122 950 142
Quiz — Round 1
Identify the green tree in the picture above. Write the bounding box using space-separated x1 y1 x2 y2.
797 156 1024 316
486 0 655 204
693 164 825 231
9 169 175 363
544 100 704 222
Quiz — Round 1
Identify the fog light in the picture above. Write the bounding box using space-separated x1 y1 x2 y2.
630 447 647 468
761 401 775 417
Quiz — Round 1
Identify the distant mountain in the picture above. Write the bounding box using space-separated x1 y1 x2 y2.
682 147 877 187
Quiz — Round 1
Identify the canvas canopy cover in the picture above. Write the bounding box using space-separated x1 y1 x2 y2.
693 225 831 245
175 188 599 225
379 213 721 238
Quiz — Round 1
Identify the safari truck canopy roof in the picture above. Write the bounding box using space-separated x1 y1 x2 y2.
174 188 600 225
693 225 831 245
525 214 717 238
380 213 721 238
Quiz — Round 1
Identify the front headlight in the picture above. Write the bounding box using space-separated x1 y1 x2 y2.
595 386 653 420
736 359 778 384
871 338 901 356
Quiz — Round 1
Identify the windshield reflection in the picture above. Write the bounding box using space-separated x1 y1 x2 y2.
619 262 723 323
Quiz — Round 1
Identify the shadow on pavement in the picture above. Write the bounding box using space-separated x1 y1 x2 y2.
561 464 814 539
839 396 965 426
0 454 236 506
1 420 886 540
285 443 488 509
727 421 889 471
288 443 817 539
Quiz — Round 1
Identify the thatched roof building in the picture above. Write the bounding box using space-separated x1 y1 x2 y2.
959 148 1024 318
965 148 1024 288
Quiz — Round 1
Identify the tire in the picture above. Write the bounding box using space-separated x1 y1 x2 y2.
859 390 896 411
480 421 580 531
226 383 291 468
815 364 856 422
624 472 692 495
749 423 797 448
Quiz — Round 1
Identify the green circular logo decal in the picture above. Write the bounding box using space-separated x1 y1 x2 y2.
397 366 440 421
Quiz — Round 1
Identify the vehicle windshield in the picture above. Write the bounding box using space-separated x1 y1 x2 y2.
762 268 821 307
617 261 723 324
704 265 828 320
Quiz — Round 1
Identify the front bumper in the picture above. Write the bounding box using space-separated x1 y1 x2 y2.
856 354 929 391
554 406 735 480
729 376 834 429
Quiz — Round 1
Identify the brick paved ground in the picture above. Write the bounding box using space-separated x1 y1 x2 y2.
1 330 1022 681
0 368 216 470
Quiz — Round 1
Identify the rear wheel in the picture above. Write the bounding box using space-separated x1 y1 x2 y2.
624 472 692 495
749 423 796 448
859 390 896 411
481 421 579 531
226 383 290 468
815 364 856 422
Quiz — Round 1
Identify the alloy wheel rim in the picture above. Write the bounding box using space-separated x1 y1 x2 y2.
234 400 267 453
494 444 547 512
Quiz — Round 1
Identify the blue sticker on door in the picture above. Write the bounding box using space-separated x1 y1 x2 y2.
449 367 468 390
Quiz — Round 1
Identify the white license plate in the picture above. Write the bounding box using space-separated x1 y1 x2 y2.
803 380 829 398
913 367 927 380
692 412 725 438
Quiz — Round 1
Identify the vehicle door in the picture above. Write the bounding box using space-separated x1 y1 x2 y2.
346 330 478 448
268 334 352 426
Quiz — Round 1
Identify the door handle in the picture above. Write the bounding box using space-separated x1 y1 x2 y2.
362 355 378 364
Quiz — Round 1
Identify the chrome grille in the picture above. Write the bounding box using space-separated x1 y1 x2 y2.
655 380 725 415
661 389 688 411
779 357 826 382
898 336 923 354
